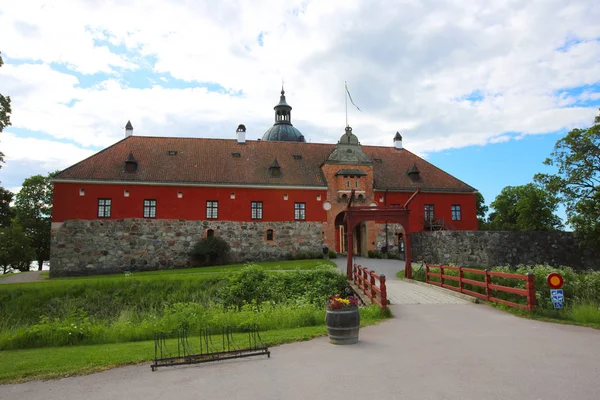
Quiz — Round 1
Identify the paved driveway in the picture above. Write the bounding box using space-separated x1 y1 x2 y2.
2 302 599 400
333 255 406 280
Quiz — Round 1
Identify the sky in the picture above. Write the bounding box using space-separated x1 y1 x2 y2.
0 0 599 222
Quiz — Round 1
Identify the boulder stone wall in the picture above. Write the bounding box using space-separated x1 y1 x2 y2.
411 230 600 270
50 219 324 277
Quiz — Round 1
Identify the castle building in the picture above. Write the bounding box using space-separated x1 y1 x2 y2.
50 89 478 276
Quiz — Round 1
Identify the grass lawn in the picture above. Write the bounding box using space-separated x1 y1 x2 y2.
48 259 337 281
0 259 394 382
0 308 389 384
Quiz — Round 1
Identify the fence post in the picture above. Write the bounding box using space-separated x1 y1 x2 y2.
370 271 376 302
353 264 357 284
484 269 491 302
458 267 464 293
526 273 535 311
440 265 445 287
426 264 430 283
380 274 387 308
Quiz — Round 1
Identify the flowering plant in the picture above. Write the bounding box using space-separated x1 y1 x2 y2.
327 294 359 310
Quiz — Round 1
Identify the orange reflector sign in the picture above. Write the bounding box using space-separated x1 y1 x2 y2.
547 273 564 289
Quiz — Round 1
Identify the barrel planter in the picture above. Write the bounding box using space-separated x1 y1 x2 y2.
326 308 360 345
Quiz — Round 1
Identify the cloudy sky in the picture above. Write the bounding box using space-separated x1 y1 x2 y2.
0 0 599 218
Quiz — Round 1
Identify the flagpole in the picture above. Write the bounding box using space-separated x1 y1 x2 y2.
345 81 348 127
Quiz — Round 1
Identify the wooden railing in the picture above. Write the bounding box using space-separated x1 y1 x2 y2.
425 264 536 310
352 264 387 309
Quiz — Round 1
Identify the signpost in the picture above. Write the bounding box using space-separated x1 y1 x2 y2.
547 273 565 309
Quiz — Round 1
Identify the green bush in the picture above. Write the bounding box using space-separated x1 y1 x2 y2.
328 250 337 259
367 250 383 259
189 237 231 266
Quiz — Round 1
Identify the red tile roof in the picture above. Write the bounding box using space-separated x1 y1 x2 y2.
55 136 476 192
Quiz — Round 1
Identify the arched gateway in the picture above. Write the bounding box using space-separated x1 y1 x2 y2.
343 189 420 280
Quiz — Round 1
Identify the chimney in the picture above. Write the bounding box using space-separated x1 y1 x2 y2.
125 120 133 137
393 131 403 149
236 124 246 144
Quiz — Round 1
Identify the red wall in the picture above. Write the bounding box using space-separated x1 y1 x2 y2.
375 191 478 232
52 183 327 223
53 183 478 232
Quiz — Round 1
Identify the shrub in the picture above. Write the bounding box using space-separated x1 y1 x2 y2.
367 250 383 259
189 237 231 266
328 250 337 259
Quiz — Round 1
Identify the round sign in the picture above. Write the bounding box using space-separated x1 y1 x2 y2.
322 201 332 211
547 273 564 289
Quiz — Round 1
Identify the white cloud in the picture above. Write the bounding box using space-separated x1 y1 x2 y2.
0 0 599 190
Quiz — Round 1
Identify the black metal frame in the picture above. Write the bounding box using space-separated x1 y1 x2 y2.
151 325 270 371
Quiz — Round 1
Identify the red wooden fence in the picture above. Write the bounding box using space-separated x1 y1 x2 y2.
352 264 388 309
425 264 536 310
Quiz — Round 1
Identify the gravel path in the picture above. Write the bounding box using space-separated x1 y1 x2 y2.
0 271 44 284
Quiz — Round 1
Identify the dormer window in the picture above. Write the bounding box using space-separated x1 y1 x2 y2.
124 152 138 173
167 150 178 156
269 158 281 178
407 163 421 182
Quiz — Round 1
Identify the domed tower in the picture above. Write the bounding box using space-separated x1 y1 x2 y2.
262 88 306 142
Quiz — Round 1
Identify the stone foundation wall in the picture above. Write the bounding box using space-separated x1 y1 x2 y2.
411 231 600 270
51 219 324 277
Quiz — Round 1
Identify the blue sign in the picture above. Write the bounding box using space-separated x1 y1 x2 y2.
551 289 564 309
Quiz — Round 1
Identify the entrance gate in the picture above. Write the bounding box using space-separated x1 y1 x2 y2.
343 190 420 280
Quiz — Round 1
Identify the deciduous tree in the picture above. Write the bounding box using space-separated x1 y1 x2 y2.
488 183 562 231
0 187 14 228
475 192 488 229
535 122 600 247
15 172 58 270
0 222 35 274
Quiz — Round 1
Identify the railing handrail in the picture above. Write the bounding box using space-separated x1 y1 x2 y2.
425 263 535 311
352 264 388 309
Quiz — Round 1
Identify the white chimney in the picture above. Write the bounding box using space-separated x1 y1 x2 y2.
125 120 133 137
393 131 403 150
236 124 246 144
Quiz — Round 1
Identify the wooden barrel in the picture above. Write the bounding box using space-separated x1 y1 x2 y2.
326 308 360 345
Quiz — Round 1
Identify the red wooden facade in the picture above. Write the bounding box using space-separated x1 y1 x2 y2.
53 182 327 223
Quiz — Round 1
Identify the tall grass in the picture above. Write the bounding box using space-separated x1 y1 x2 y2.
0 266 356 350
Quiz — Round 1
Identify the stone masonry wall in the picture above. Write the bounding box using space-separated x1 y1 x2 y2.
411 230 600 270
51 219 324 277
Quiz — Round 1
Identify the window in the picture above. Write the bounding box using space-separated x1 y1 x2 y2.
424 204 435 222
206 201 218 219
266 229 274 241
143 200 156 218
251 201 263 219
206 229 215 238
346 180 350 188
98 199 111 218
355 180 359 188
294 203 306 220
451 205 462 221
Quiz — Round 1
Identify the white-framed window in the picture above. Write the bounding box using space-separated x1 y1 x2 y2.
206 200 218 219
98 199 111 218
294 202 306 220
143 199 156 218
251 201 263 220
